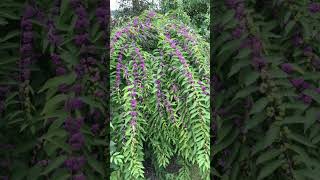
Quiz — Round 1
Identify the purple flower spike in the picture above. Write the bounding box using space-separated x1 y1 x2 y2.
280 63 294 74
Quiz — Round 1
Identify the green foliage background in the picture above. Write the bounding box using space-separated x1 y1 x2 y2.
213 0 320 179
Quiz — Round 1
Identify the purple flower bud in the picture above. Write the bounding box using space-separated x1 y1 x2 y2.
292 34 303 47
131 99 137 108
51 53 61 65
23 32 33 43
58 84 69 93
252 56 266 70
75 5 87 17
23 5 36 18
303 46 313 56
130 111 137 117
20 43 33 54
56 67 67 76
74 33 89 46
280 63 293 74
250 36 263 56
311 57 320 70
91 124 100 134
301 82 310 90
316 88 320 94
298 94 312 104
308 2 320 13
232 26 243 39
21 19 32 30
290 78 304 88
65 98 84 111
72 84 83 95
75 17 89 29
73 174 86 180
68 132 85 150
64 117 84 134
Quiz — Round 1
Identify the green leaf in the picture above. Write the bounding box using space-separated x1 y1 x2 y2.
285 20 295 36
232 86 258 101
38 72 76 93
263 123 280 148
87 156 105 176
256 149 282 165
243 71 260 86
249 97 268 115
221 10 235 25
228 59 250 77
281 115 304 125
41 94 68 115
287 132 316 148
257 159 284 180
245 112 267 131
213 129 239 156
42 156 67 175
0 30 20 43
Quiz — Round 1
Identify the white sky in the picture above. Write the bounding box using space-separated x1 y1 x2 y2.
111 0 120 11
110 0 160 11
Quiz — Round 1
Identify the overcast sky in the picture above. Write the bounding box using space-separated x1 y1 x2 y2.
110 0 160 11
111 0 120 11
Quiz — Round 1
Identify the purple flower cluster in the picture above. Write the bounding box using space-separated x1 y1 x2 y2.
65 98 84 112
64 116 86 178
71 0 90 46
198 81 209 96
308 2 320 13
47 20 62 46
64 156 86 172
96 0 108 27
225 0 245 20
51 53 67 76
20 5 36 82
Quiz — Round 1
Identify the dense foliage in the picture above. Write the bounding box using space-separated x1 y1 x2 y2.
0 0 108 179
110 11 210 179
213 0 320 179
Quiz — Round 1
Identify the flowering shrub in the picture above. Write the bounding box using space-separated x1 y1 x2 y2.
213 0 320 179
110 11 210 179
